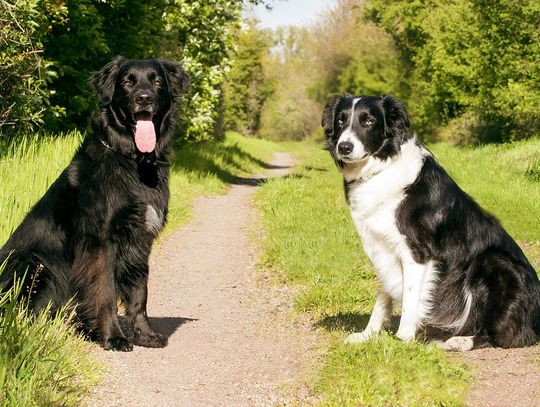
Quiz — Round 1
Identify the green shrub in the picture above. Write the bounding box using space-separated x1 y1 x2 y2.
0 0 66 137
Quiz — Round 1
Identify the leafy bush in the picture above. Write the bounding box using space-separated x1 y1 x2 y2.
0 0 66 137
368 0 540 142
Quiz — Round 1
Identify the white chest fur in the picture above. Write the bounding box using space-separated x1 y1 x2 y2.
346 140 426 250
345 140 428 298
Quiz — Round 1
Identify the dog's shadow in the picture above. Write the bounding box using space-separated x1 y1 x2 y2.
119 316 197 340
316 312 453 342
315 312 400 333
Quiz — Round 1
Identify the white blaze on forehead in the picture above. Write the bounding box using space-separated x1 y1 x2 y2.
337 97 366 160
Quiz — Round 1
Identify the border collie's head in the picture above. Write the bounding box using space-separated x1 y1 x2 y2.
322 95 411 168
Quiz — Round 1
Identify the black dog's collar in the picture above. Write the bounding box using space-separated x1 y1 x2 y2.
99 139 169 167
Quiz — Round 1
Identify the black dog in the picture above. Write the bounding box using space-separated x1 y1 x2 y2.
0 56 189 351
323 94 540 350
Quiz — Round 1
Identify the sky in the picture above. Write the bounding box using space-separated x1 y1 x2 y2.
246 0 332 29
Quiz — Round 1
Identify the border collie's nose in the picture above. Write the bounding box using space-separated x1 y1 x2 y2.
338 141 353 155
136 93 154 106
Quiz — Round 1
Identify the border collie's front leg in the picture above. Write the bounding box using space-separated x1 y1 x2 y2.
396 259 432 342
346 290 393 343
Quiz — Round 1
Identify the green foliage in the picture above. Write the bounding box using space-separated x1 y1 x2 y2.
255 138 540 404
368 0 540 142
258 0 401 141
164 1 247 141
258 26 322 141
0 265 100 406
2 0 265 141
42 0 167 129
223 20 273 135
0 0 67 136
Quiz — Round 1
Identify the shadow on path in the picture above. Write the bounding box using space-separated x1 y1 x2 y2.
150 316 197 339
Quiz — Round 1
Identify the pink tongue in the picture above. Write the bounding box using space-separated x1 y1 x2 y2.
134 120 156 153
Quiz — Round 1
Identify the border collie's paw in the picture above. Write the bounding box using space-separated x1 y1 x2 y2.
104 336 133 352
395 327 416 342
134 330 168 348
440 336 476 352
345 331 373 344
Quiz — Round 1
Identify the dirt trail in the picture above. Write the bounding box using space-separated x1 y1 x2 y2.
463 346 540 407
85 153 318 407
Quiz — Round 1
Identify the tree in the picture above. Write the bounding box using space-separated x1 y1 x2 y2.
223 20 273 135
368 0 540 142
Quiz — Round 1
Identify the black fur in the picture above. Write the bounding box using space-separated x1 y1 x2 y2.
0 57 189 351
324 94 540 348
396 156 540 347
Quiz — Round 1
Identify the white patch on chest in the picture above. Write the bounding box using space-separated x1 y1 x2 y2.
346 139 430 299
145 205 163 235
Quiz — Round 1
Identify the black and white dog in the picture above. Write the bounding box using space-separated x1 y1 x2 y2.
322 94 540 350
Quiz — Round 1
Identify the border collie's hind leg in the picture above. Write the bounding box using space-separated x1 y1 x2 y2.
121 269 167 348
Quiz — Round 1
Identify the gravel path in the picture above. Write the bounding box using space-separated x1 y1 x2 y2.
85 153 319 407
463 346 540 407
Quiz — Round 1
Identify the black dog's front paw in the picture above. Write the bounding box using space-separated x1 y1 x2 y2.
133 330 168 348
103 336 134 352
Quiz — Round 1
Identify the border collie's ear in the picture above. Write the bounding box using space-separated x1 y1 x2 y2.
91 56 126 105
159 60 190 95
321 95 342 136
382 95 410 137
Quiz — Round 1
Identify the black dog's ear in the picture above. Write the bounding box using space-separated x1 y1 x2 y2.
382 95 410 136
321 95 343 136
159 60 190 94
91 56 126 105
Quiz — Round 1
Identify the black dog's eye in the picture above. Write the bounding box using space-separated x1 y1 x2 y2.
121 78 133 87
154 78 162 86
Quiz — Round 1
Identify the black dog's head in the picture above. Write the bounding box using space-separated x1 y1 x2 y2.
91 56 190 153
322 95 411 168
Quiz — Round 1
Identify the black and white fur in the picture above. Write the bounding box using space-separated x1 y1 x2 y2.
322 94 540 350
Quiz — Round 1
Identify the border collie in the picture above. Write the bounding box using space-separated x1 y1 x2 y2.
0 57 189 351
322 94 540 350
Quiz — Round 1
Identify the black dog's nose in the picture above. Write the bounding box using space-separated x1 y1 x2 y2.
136 93 154 106
338 141 353 155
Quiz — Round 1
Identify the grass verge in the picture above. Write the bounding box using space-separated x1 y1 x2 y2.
255 138 540 405
0 263 100 406
0 130 281 405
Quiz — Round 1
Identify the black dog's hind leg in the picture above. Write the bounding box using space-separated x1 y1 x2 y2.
121 268 167 348
73 245 133 351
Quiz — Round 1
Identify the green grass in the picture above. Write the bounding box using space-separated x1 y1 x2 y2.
255 138 540 406
0 130 281 405
0 264 101 406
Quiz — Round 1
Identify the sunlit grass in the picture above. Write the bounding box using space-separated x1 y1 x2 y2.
0 262 101 406
255 138 540 405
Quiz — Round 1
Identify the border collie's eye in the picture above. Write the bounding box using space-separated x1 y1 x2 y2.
364 118 374 126
337 119 344 127
154 78 162 86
